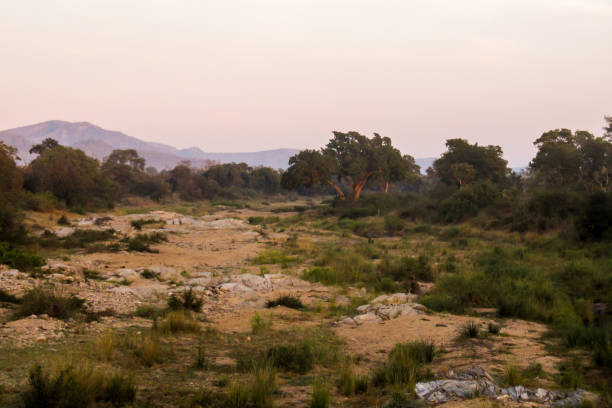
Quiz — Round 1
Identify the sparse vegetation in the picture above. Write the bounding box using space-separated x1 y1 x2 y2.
168 288 203 312
265 295 304 310
14 287 85 320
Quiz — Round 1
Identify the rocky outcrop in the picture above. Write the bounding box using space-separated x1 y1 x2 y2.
338 292 426 325
415 366 598 406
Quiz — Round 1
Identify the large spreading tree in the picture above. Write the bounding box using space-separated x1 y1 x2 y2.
432 138 509 189
282 131 419 200
530 127 612 193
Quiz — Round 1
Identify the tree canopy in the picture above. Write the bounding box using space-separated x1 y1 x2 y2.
530 129 612 193
432 139 509 188
282 132 419 200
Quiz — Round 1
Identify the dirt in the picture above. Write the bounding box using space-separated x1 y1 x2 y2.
0 206 571 406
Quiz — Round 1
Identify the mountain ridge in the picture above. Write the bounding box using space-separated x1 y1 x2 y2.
0 120 299 170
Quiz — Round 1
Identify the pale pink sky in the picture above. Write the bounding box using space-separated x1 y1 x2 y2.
1 0 611 166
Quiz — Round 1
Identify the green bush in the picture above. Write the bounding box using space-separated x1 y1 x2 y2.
266 343 314 374
310 380 330 408
460 321 480 339
130 218 165 230
384 214 404 234
265 295 304 310
168 288 203 312
126 232 167 252
21 365 136 408
0 242 45 270
14 288 85 320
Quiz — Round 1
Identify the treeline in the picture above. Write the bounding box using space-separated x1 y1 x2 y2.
0 138 284 241
282 118 612 241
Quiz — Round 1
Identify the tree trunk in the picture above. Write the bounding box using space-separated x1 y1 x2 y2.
384 181 390 193
327 180 345 200
352 175 371 201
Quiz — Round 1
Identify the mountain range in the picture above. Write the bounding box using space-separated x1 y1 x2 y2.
0 121 299 170
0 120 437 172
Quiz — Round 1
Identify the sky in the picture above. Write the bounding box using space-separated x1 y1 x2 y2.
1 0 611 166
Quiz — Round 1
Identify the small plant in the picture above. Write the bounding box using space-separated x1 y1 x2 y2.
225 382 249 408
21 364 136 408
0 242 45 270
95 332 115 362
338 364 356 396
14 288 85 320
139 269 158 279
126 232 167 252
266 342 314 374
504 365 523 386
132 333 161 366
157 310 200 334
559 359 583 389
83 269 102 281
134 305 164 319
251 312 273 334
130 218 165 230
265 295 304 310
460 321 480 339
310 379 331 408
57 215 70 226
383 390 424 408
167 288 203 312
487 322 501 335
250 364 276 408
194 342 208 370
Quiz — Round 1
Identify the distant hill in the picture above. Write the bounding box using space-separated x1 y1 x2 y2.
0 120 299 170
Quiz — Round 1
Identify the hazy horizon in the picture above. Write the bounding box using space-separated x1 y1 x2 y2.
2 0 611 167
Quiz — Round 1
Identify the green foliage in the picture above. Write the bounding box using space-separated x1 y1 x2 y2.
372 341 435 390
21 364 136 408
265 295 304 310
0 242 45 270
126 232 167 252
310 380 331 408
382 391 424 408
250 313 273 334
249 364 276 408
559 359 584 389
265 342 314 374
487 322 501 334
167 288 203 312
460 321 480 339
130 218 165 230
25 144 119 208
14 288 85 320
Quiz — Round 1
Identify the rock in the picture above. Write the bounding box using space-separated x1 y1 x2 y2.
353 313 382 325
355 304 371 314
233 273 269 290
186 276 212 286
339 317 357 326
36 335 47 343
371 295 389 304
0 269 20 278
148 266 179 281
117 268 139 281
412 303 427 312
55 227 75 238
218 283 255 293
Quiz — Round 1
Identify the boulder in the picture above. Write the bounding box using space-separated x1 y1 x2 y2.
233 273 270 290
353 313 382 325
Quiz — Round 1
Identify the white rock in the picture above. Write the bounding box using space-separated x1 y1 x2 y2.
55 227 75 238
353 313 382 325
355 304 371 314
218 283 255 293
371 295 389 304
233 273 269 290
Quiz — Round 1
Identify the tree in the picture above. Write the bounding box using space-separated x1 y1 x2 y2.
101 149 146 194
604 115 612 140
371 133 420 192
249 167 281 194
433 139 509 189
25 146 118 207
281 149 345 199
0 142 22 193
29 138 59 155
530 128 612 193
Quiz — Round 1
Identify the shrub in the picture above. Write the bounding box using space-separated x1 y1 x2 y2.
392 341 435 364
168 288 203 312
0 289 20 304
126 232 167 252
338 365 356 396
266 343 314 374
0 242 45 270
383 391 424 408
310 380 331 408
130 218 165 230
504 365 523 386
265 295 304 310
460 321 480 339
157 310 200 334
129 333 162 366
21 364 136 408
57 215 70 226
14 288 85 320
134 305 165 319
559 359 583 389
487 323 501 334
384 214 404 234
251 312 273 334
225 382 249 408
378 255 434 283
61 229 115 248
250 364 276 408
